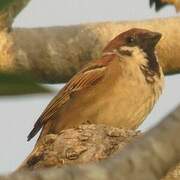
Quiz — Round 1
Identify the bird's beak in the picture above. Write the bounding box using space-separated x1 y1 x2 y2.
147 32 162 45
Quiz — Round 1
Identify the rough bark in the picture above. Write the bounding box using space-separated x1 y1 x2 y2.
16 124 180 180
1 105 179 180
163 164 180 180
0 16 179 83
0 0 30 29
17 125 139 171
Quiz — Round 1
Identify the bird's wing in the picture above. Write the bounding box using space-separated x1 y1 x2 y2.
27 58 111 141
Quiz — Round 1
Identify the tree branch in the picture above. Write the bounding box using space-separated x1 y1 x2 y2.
0 0 30 30
1 104 180 180
17 125 139 171
0 16 178 83
0 0 50 95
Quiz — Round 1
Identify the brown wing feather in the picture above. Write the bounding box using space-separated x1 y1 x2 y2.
27 59 110 141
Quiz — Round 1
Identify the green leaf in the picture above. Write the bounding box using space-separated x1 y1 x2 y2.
0 72 51 96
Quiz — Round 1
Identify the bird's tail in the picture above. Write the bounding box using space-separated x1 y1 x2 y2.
27 118 42 141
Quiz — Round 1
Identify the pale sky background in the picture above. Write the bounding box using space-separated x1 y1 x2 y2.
0 0 179 174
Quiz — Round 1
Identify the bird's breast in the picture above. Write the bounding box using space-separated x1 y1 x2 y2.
53 64 164 131
90 75 163 129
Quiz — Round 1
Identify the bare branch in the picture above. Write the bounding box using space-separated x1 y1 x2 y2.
5 16 179 83
0 0 52 95
1 104 180 180
17 125 139 171
0 0 30 29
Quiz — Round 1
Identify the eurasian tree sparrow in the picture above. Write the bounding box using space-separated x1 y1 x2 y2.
27 28 164 143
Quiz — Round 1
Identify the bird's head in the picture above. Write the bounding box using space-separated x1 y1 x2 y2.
103 28 162 54
103 28 162 78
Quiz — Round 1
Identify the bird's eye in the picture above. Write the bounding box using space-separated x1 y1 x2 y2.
126 36 136 44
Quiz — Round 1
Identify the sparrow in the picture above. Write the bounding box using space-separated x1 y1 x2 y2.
27 28 164 143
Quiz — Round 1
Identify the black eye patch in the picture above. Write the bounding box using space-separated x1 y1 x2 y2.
119 49 133 56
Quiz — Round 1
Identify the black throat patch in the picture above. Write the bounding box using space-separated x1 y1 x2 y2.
140 49 161 83
146 50 160 76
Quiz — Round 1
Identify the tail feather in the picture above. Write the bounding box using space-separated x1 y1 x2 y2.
27 119 42 141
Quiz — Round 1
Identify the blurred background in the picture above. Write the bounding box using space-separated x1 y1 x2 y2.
0 0 179 173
